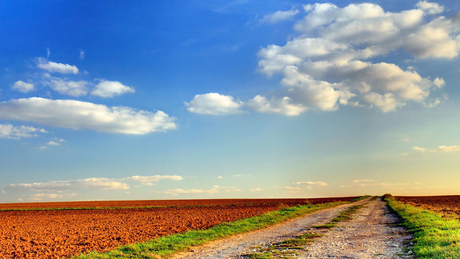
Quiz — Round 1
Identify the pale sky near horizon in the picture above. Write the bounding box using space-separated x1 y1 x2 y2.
1 0 459 203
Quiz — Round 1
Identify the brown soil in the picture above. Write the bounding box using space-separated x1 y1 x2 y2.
0 197 358 210
395 195 460 219
0 197 357 258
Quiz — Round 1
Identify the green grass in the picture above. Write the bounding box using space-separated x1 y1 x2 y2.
384 194 460 258
74 201 352 258
240 232 323 258
351 195 372 202
311 204 364 229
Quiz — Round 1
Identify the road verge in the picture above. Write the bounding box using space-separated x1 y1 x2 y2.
384 194 460 258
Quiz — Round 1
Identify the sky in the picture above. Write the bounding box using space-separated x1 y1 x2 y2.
1 0 459 203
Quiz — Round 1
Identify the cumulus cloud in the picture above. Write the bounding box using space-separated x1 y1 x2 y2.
250 188 262 192
91 80 135 98
5 178 129 192
166 185 220 195
251 1 457 114
12 80 34 93
0 123 47 139
185 93 244 115
48 141 60 146
416 1 444 14
0 98 177 134
247 95 307 116
37 58 79 74
46 77 89 97
260 9 299 24
123 175 183 182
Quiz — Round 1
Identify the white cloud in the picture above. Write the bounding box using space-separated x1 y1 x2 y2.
353 179 374 183
37 58 79 74
433 77 445 88
294 181 328 186
413 146 436 153
218 176 223 179
46 77 89 97
91 80 135 98
48 141 60 146
79 50 85 60
123 175 183 182
0 123 47 139
252 2 456 114
6 178 129 192
247 95 307 116
185 93 244 115
250 188 262 192
0 98 177 135
260 9 299 24
416 1 444 15
12 80 34 93
282 181 328 192
439 145 460 152
29 193 63 201
166 185 220 195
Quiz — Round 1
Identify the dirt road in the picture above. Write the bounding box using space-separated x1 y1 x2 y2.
173 198 413 259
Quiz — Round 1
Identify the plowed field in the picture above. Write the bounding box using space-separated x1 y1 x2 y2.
0 197 357 258
0 197 354 210
395 195 460 219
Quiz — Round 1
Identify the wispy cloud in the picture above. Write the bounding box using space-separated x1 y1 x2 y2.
0 123 47 140
123 175 183 182
4 174 183 193
260 9 299 24
37 58 79 74
166 185 220 195
45 77 89 97
413 145 460 153
439 145 460 152
5 178 129 192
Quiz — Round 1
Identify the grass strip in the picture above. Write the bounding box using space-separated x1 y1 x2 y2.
74 201 355 258
311 203 365 229
240 232 323 258
384 194 460 258
351 195 371 202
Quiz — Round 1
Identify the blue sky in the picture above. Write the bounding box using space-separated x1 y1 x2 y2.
1 0 460 203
